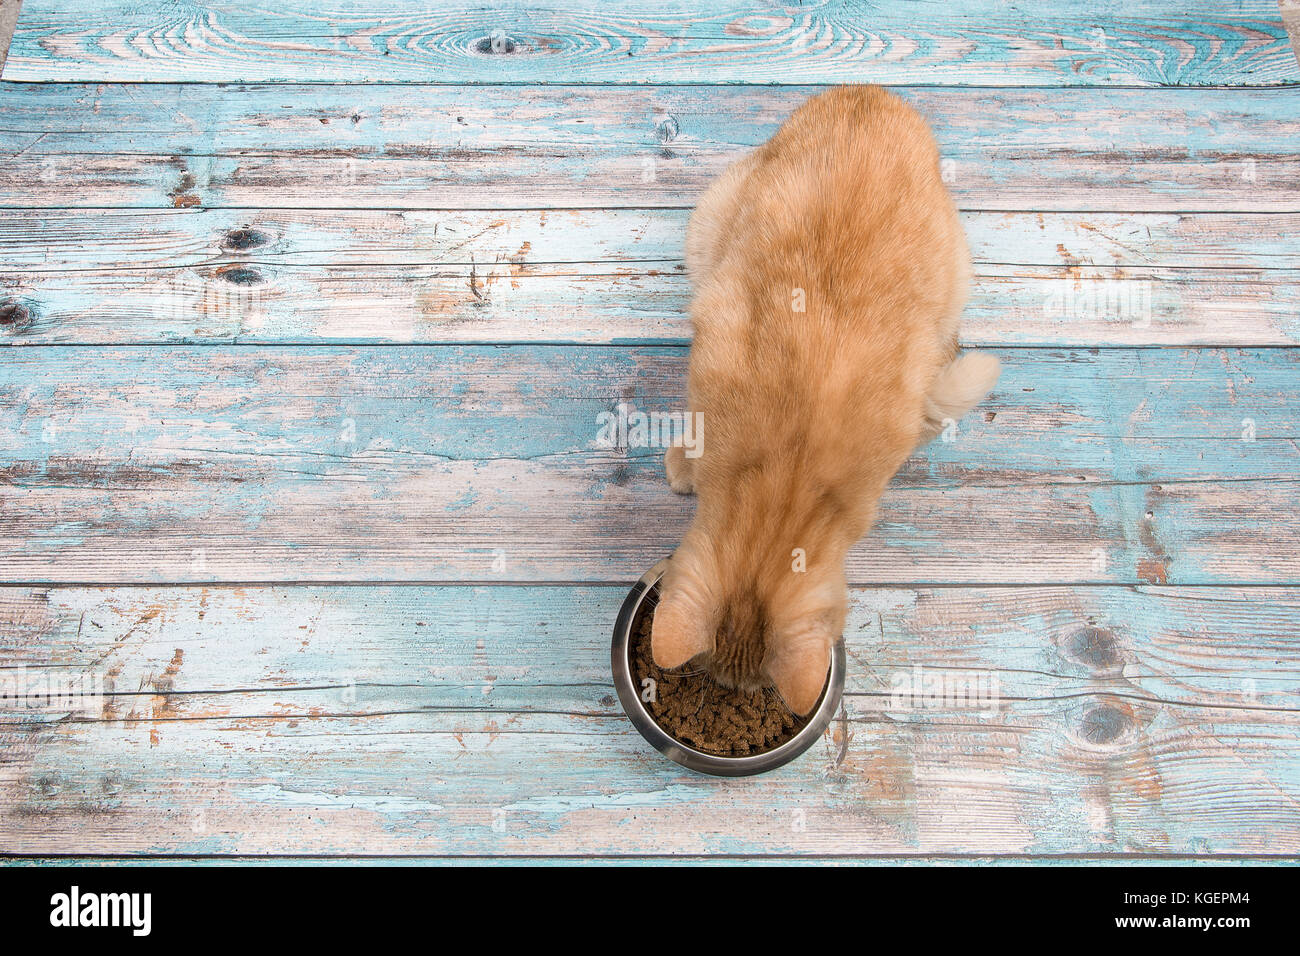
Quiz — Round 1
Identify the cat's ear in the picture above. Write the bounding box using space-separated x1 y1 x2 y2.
767 634 832 716
650 593 714 669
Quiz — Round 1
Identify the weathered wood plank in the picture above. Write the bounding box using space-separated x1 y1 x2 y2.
1 584 1297 856
6 208 1300 271
11 209 1300 271
1 84 1296 212
1 346 1296 584
1 697 1291 857
4 584 1296 712
10 263 1297 347
5 0 1296 86
3 703 1294 856
3 209 1298 346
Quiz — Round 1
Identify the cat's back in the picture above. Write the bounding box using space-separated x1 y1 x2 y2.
688 86 967 462
744 85 957 275
697 86 965 354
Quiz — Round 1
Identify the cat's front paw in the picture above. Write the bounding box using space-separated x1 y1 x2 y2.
664 445 696 495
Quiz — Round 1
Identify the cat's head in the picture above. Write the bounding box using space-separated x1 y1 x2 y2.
650 527 846 715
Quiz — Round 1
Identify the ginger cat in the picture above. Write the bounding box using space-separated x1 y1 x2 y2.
651 86 1000 715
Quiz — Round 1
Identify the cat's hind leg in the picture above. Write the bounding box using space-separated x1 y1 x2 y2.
918 351 1001 445
664 444 697 494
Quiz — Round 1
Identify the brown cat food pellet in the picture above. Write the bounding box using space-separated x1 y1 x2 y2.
630 596 822 757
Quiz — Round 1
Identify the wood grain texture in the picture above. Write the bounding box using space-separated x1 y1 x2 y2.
1 84 1298 212
7 208 1300 271
1 346 1296 585
2 208 1298 346
2 584 1297 856
10 263 1296 347
4 0 1297 86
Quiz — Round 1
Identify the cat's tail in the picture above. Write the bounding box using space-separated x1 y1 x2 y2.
920 351 1001 443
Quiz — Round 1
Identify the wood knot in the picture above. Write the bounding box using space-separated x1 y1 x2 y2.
170 170 200 208
0 299 34 333
221 227 269 251
476 31 516 54
216 266 264 286
1062 624 1123 672
1079 703 1132 746
655 115 680 143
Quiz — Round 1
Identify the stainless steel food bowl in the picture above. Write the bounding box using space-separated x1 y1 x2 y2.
611 557 846 776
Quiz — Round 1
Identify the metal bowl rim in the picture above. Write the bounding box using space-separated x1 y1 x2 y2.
611 556 846 777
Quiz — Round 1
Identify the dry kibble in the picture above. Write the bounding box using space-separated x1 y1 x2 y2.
630 600 822 757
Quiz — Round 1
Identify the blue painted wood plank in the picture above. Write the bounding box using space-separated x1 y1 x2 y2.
1 346 1296 584
1 84 1296 211
2 209 1297 346
5 0 1297 85
2 584 1297 855
5 209 1299 272
4 584 1296 713
8 262 1295 347
6 703 1292 856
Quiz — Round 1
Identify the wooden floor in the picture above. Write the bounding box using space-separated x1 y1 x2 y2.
1 1 1298 863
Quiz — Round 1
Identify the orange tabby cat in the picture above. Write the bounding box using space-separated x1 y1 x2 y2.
652 85 1000 715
